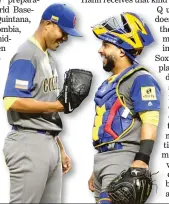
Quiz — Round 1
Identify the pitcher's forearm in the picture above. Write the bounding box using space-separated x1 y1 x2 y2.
10 98 64 113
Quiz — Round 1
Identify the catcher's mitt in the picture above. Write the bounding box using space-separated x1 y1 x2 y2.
57 69 93 114
107 167 153 204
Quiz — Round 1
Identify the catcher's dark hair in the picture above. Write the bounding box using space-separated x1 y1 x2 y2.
126 49 143 64
129 48 143 56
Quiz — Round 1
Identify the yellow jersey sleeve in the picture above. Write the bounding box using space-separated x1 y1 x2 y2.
139 111 159 126
4 97 19 110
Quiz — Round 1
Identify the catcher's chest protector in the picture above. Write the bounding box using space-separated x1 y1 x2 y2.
92 65 148 148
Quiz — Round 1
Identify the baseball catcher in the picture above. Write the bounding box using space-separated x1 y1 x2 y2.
58 69 93 114
88 12 160 204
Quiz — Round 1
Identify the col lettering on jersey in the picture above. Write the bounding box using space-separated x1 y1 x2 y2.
43 76 58 93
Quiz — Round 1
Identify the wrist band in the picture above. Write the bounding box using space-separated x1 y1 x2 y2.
134 152 150 165
134 140 155 165
139 140 154 156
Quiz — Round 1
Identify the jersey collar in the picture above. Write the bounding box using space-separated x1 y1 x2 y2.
29 37 48 56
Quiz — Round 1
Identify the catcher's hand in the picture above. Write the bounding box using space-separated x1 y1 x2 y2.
107 167 152 204
57 69 93 114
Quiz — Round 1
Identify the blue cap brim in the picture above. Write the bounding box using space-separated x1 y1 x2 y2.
59 25 82 37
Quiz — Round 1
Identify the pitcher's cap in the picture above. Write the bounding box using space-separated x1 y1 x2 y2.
42 3 82 37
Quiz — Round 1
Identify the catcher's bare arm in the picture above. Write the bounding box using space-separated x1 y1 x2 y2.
132 111 160 167
131 124 157 168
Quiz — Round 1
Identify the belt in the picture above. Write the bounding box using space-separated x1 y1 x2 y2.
97 142 123 153
12 125 58 137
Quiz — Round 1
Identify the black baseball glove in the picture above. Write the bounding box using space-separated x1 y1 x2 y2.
107 167 153 204
57 69 93 114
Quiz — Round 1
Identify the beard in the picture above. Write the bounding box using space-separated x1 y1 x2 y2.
103 55 115 72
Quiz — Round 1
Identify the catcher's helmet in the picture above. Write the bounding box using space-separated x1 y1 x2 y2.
92 12 154 61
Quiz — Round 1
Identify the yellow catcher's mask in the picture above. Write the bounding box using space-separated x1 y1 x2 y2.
92 12 154 56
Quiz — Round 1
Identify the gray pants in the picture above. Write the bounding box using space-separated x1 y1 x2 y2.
3 129 62 203
94 145 139 200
